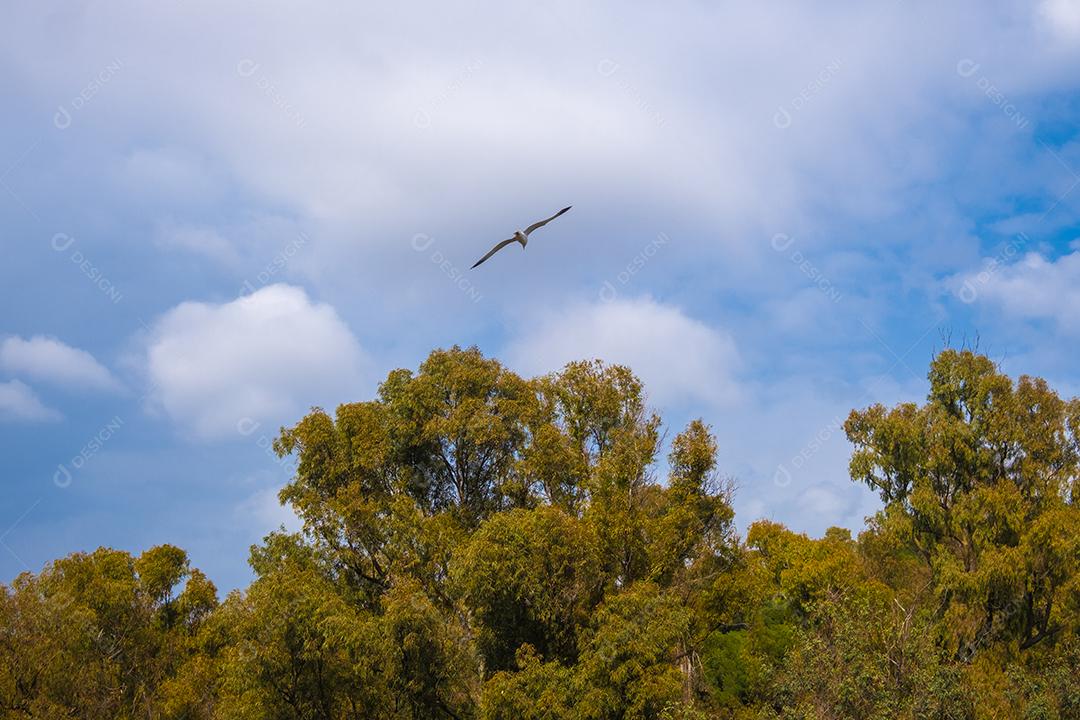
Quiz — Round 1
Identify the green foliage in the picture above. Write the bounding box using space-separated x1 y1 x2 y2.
136 544 190 607
453 506 602 670
2 347 1078 719
0 545 217 719
480 645 576 720
846 349 1080 661
574 584 691 719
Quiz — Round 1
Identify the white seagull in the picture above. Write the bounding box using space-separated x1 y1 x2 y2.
471 206 572 269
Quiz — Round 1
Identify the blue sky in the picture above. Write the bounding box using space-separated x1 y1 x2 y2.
2 0 1079 591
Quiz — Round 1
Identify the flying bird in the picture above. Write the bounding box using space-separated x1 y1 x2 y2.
470 206 572 269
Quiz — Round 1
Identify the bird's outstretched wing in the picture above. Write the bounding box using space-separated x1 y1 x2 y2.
524 205 572 236
471 238 518 269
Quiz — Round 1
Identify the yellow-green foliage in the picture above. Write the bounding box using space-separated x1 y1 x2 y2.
2 347 1078 719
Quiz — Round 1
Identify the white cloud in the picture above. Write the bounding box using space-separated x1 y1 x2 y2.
237 486 303 535
0 380 62 422
959 250 1080 334
155 219 241 267
719 367 929 538
1040 0 1080 41
117 147 224 207
144 284 371 440
797 485 850 524
504 296 740 410
0 336 121 392
6 0 1074 304
2 0 1079 556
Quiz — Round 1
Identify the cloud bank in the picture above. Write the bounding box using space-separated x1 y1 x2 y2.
0 380 61 423
144 284 370 440
505 296 740 411
0 336 121 392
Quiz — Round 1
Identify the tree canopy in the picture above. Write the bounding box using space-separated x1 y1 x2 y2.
2 347 1078 719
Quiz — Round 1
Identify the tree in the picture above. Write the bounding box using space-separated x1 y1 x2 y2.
0 545 217 719
845 349 1080 659
453 506 603 671
2 347 1078 719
